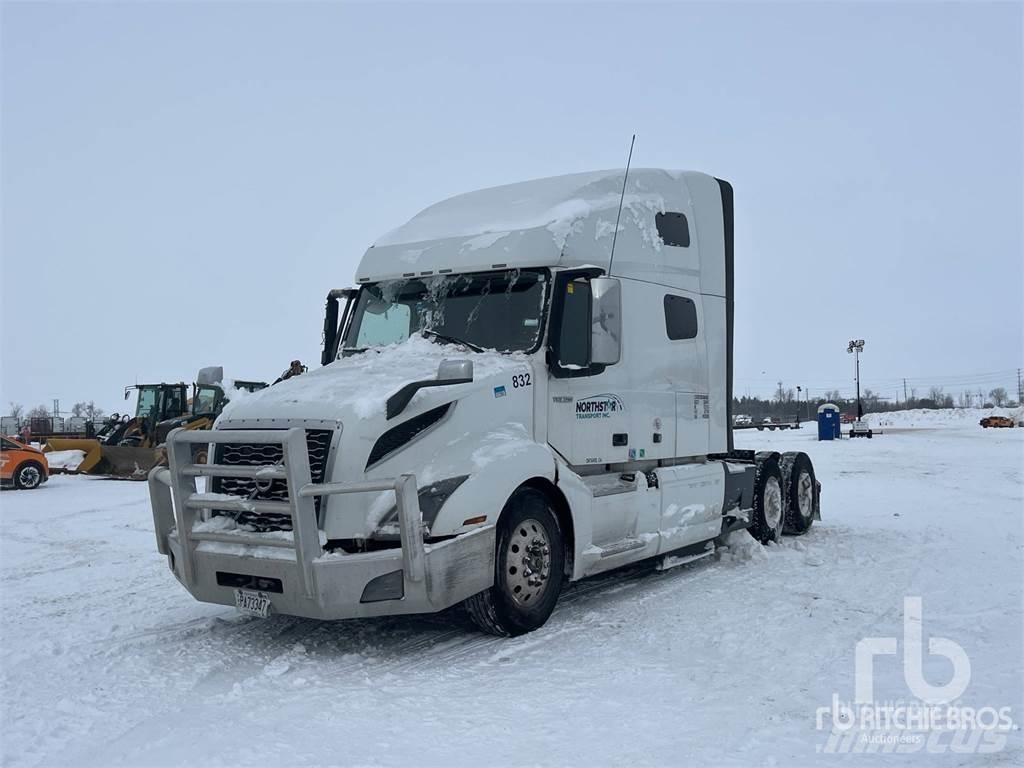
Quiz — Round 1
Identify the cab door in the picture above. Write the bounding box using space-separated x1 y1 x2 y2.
545 272 629 468
664 292 710 458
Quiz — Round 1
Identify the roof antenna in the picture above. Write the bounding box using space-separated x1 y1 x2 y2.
607 133 636 277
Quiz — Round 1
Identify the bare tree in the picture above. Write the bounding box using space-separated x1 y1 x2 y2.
26 404 50 419
71 400 106 421
928 386 946 404
862 388 881 409
8 402 23 419
989 388 1008 407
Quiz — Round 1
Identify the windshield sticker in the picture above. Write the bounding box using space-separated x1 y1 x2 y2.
493 386 507 398
575 394 624 420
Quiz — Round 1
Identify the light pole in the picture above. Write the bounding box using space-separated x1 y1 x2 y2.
847 339 865 419
796 385 803 423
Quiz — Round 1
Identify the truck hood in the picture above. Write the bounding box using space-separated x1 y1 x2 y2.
217 335 530 425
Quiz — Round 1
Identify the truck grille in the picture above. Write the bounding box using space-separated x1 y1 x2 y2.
211 429 333 531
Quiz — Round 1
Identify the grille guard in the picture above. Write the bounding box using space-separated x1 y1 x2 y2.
149 427 426 600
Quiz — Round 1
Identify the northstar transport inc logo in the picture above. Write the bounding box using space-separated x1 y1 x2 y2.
816 596 1016 755
575 394 624 420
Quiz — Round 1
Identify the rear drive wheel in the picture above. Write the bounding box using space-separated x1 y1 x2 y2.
781 452 816 535
465 487 564 637
14 461 44 490
750 455 784 544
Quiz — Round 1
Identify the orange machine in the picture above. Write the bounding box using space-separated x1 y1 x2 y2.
0 437 49 490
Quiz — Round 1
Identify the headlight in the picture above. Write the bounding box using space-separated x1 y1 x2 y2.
374 475 469 537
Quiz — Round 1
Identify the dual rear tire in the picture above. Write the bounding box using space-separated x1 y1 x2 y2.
749 451 817 543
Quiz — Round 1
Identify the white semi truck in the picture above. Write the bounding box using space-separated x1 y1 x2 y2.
149 169 820 636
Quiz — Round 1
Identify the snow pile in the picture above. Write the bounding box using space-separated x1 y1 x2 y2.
716 529 769 562
219 334 526 423
863 406 1023 428
44 449 86 471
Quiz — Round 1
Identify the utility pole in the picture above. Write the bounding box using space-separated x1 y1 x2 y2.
903 378 908 405
847 339 865 419
1018 368 1022 405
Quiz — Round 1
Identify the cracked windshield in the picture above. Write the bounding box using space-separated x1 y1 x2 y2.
344 269 547 354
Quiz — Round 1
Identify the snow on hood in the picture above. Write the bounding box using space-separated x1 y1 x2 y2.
218 335 528 424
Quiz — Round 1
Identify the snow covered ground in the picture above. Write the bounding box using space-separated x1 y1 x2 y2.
1 413 1021 766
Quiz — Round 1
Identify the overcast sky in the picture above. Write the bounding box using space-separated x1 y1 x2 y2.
2 1 1021 414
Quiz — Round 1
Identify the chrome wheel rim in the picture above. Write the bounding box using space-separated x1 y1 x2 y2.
764 476 782 530
504 518 552 606
797 471 814 520
19 466 41 488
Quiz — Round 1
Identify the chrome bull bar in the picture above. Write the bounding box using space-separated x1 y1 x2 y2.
149 427 425 600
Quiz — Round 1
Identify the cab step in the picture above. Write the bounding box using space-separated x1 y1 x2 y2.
656 540 716 571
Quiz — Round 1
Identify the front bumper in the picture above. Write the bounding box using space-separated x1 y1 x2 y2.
150 427 495 620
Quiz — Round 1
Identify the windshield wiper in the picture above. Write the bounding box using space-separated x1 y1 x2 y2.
421 329 485 353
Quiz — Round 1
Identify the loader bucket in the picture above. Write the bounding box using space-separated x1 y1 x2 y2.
94 445 163 479
43 439 103 474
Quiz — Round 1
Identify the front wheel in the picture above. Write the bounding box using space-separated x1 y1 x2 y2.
464 487 565 637
14 461 44 490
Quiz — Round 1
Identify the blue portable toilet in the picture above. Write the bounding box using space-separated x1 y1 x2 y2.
817 403 841 441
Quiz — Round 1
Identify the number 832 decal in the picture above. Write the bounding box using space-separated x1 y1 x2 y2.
511 372 532 388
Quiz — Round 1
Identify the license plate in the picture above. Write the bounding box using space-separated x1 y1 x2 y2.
234 589 272 618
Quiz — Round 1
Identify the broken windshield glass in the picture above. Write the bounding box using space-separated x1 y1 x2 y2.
343 269 548 355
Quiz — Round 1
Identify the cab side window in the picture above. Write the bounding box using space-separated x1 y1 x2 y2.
556 280 591 368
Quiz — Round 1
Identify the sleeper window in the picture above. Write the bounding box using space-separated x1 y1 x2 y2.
655 211 690 247
664 295 698 340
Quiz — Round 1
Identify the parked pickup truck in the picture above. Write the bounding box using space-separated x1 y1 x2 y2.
149 169 821 636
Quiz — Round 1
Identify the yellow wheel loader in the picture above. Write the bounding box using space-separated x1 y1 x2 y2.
45 383 189 478
152 369 267 463
46 369 267 479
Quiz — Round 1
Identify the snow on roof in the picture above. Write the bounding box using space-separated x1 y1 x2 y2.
356 168 720 294
376 170 628 247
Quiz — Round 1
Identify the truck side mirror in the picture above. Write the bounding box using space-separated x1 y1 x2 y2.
590 277 621 365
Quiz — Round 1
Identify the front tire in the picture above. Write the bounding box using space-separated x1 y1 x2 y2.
749 454 784 544
465 488 565 637
14 461 44 490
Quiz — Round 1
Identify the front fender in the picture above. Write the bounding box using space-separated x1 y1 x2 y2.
428 423 556 537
